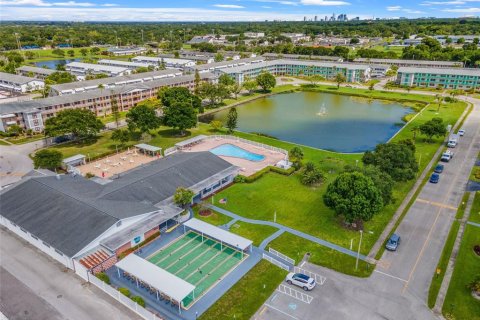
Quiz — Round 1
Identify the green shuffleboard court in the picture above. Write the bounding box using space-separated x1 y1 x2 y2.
147 231 246 308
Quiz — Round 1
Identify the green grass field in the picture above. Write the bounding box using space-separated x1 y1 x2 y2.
199 260 288 320
470 192 480 224
148 231 244 307
442 225 480 320
228 221 278 247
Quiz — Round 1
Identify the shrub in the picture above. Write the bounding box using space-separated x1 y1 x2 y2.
85 172 95 179
234 175 247 183
96 272 110 284
119 287 131 297
131 296 146 307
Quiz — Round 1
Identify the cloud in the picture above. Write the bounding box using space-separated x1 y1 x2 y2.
300 0 350 5
252 0 298 6
0 0 50 5
422 0 480 4
102 3 117 6
213 4 245 8
386 5 424 13
442 6 480 11
261 5 272 8
52 1 95 6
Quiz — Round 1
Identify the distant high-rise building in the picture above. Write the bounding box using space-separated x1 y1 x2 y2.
304 16 307 21
337 13 348 21
314 15 318 21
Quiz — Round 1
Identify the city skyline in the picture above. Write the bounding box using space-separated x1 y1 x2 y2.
1 0 480 21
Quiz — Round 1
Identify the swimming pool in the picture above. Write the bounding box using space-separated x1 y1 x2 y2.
210 144 265 162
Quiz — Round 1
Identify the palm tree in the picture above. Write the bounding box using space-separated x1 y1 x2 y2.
435 94 442 112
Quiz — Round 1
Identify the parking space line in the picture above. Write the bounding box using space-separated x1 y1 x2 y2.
373 270 408 283
416 198 457 210
264 303 300 320
277 284 314 304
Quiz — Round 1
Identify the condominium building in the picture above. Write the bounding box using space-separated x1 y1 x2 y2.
107 46 147 56
220 60 371 84
262 53 343 62
353 58 462 68
186 57 266 75
49 69 182 96
131 57 196 69
0 72 45 93
66 62 132 79
16 66 56 79
0 73 215 132
97 59 152 70
396 67 479 89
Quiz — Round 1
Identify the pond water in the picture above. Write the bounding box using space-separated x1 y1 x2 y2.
203 91 413 153
34 58 81 69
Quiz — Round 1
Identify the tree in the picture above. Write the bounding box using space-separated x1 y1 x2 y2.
52 49 64 57
24 51 35 60
159 86 202 111
350 38 360 44
256 72 276 92
7 124 23 136
90 47 100 55
362 141 418 181
243 79 258 94
324 172 383 223
45 71 76 85
45 109 104 139
67 49 75 57
111 129 130 145
194 69 201 96
85 73 108 80
214 53 224 62
33 149 63 170
198 82 229 107
419 117 447 142
110 91 121 127
209 120 223 131
301 162 325 186
80 48 88 56
308 75 324 86
173 187 195 208
335 73 346 89
226 107 238 134
344 164 394 205
126 102 161 133
162 100 197 135
289 146 304 169
230 82 243 99
218 73 235 87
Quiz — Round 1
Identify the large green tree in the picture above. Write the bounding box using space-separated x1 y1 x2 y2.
362 141 418 181
419 117 447 142
256 72 276 92
126 101 161 133
173 187 195 208
45 109 104 139
344 164 395 205
162 100 197 135
45 71 76 85
323 172 383 223
158 86 201 110
226 107 238 133
33 149 63 170
335 73 346 88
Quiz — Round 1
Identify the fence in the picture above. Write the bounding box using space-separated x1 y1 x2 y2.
164 146 177 156
293 266 327 286
277 284 314 304
89 273 163 320
262 253 291 271
209 135 289 157
268 247 295 265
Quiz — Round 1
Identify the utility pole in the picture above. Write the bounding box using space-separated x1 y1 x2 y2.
355 230 363 271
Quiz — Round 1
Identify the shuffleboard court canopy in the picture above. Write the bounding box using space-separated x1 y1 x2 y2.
183 218 253 251
115 253 195 303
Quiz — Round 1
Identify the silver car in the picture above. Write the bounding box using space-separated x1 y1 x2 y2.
285 272 316 291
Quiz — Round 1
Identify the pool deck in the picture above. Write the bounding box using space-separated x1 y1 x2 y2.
182 137 286 176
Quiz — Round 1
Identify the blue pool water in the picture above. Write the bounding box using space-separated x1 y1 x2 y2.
210 144 265 162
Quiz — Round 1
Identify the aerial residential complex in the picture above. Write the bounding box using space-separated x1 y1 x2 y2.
396 67 479 89
16 65 56 79
131 56 196 69
66 61 132 79
353 58 463 68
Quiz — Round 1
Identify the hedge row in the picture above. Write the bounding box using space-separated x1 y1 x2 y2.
234 165 295 184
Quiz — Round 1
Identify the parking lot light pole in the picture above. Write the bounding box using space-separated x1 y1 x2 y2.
355 230 363 271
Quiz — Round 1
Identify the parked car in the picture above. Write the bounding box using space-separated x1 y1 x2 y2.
458 129 465 136
447 134 459 148
441 150 454 162
434 164 444 173
286 273 316 291
430 173 440 183
386 234 401 251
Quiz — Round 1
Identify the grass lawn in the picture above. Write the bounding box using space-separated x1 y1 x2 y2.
369 45 405 56
228 221 278 247
0 139 10 146
428 220 461 308
23 47 108 63
470 192 480 224
3 134 45 145
193 207 232 226
199 260 288 320
442 225 480 320
268 233 373 277
98 111 128 125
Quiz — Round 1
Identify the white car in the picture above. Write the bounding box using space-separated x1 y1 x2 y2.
458 129 465 136
285 272 316 291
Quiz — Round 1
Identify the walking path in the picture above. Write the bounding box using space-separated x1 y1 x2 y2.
466 221 480 228
208 204 369 261
433 191 476 314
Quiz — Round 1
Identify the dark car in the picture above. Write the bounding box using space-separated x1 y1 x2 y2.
386 234 401 251
430 173 440 183
434 164 444 173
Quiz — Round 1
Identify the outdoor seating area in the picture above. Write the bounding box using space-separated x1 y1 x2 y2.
177 135 287 176
76 147 159 178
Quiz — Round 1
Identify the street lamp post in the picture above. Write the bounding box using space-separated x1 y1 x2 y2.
355 230 363 271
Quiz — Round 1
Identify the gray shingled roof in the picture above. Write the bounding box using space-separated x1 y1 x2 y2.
0 72 40 85
16 66 56 75
0 152 235 257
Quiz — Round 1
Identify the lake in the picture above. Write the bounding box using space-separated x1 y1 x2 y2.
34 58 81 69
203 91 413 153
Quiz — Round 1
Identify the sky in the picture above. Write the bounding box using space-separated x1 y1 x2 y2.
1 0 480 21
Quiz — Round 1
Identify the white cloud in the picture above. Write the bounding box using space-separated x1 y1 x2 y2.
387 5 402 11
301 0 350 5
442 6 480 11
0 0 50 5
252 0 298 6
421 1 466 4
386 6 424 13
213 4 245 8
52 1 95 6
102 3 117 6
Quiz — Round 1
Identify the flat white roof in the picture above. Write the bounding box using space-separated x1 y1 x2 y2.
66 62 129 73
135 143 162 152
62 154 86 164
184 218 253 251
115 253 195 303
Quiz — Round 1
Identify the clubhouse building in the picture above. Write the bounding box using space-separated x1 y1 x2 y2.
396 67 479 90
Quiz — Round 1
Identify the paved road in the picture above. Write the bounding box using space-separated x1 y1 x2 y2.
255 98 480 320
0 228 140 320
0 141 41 188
